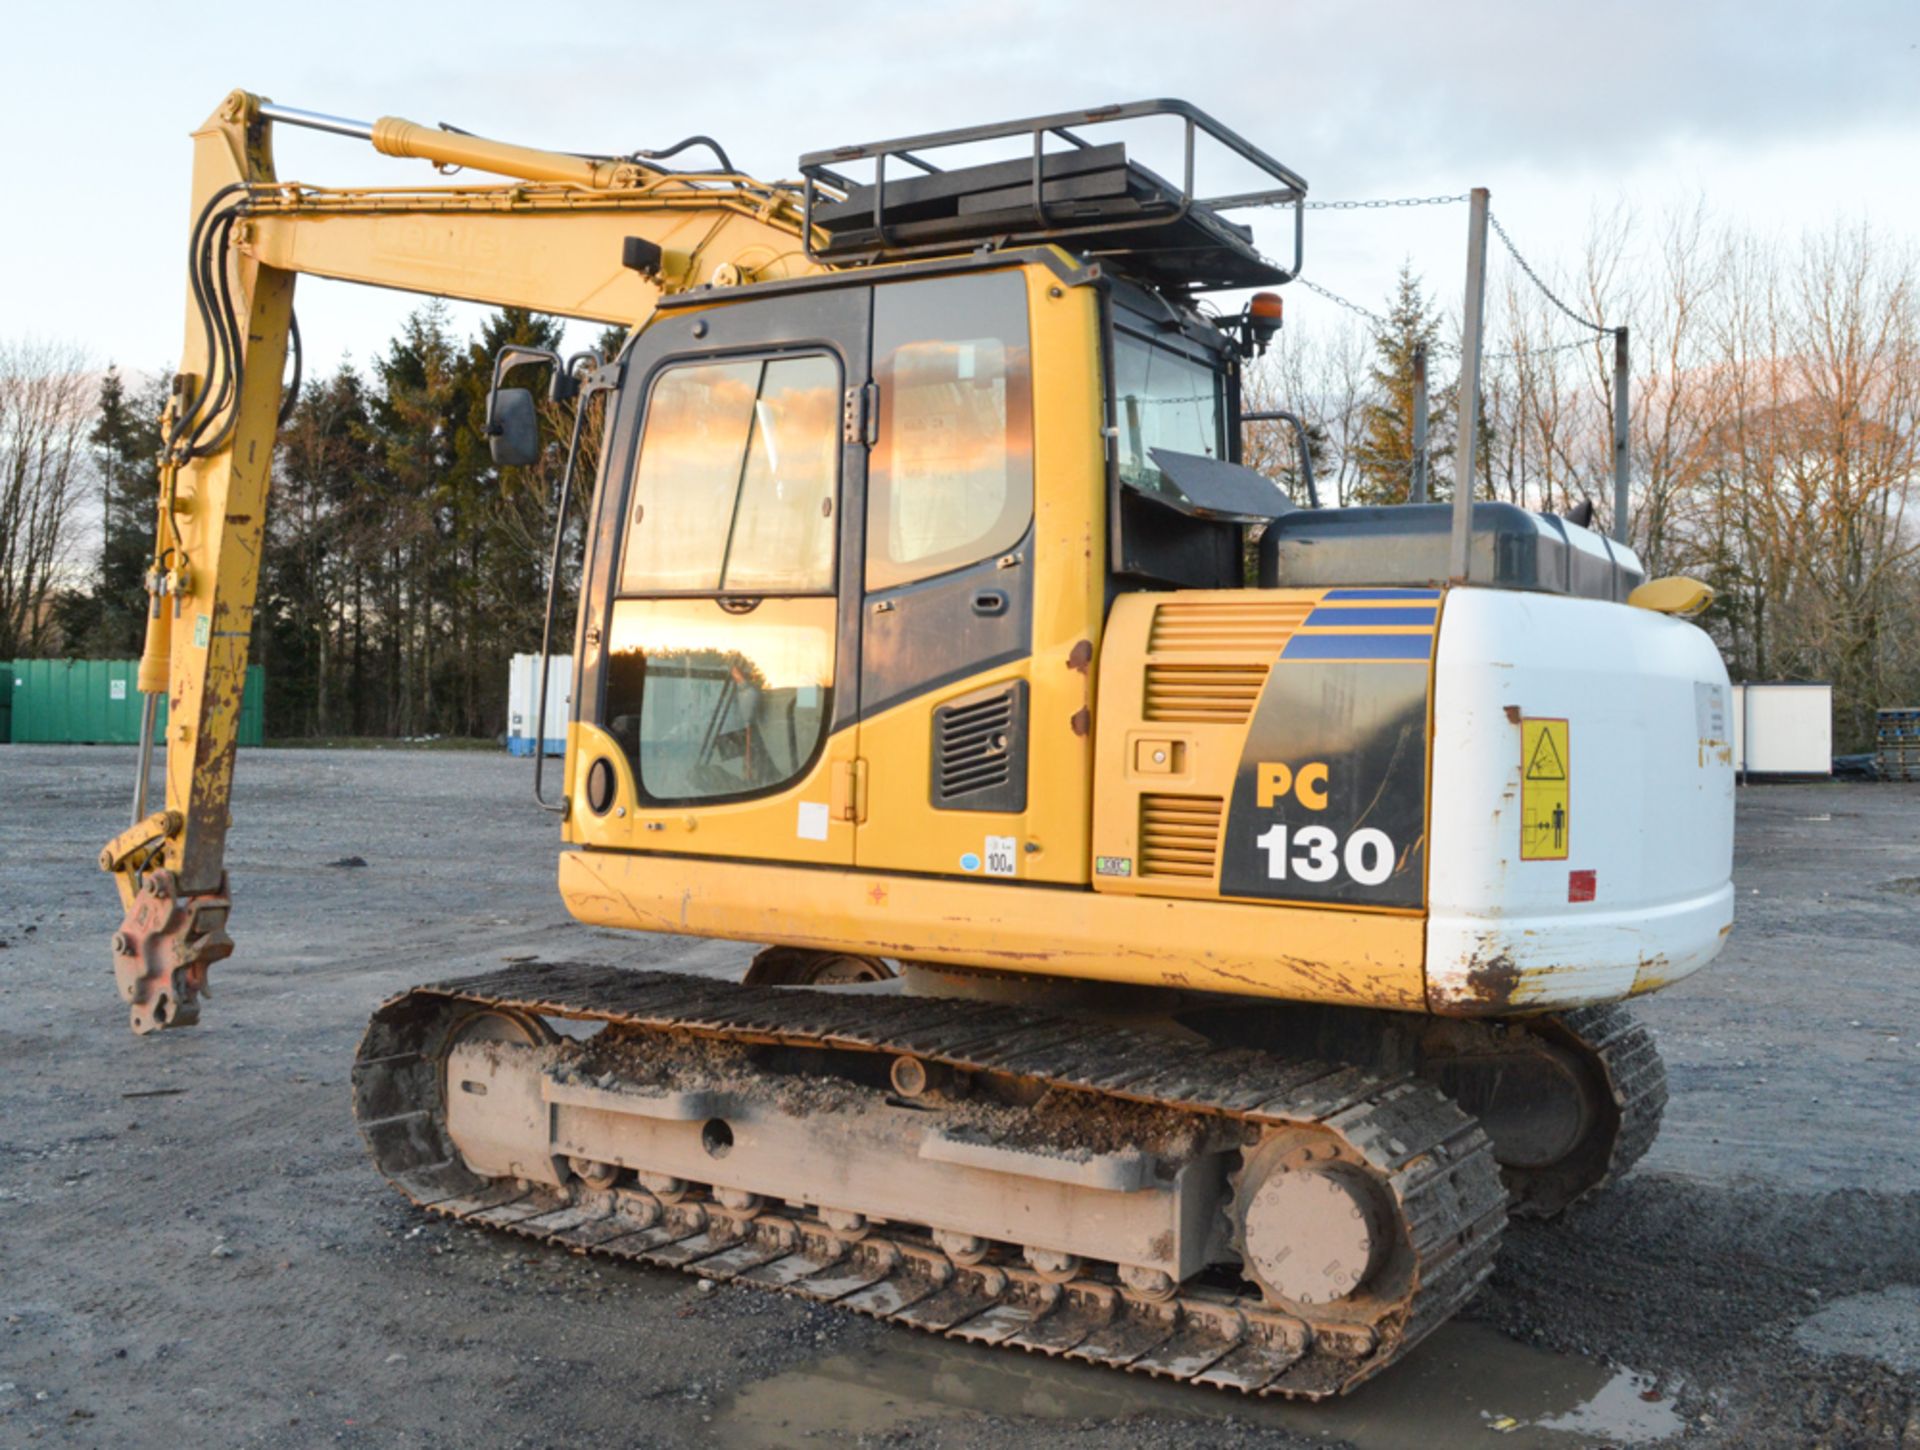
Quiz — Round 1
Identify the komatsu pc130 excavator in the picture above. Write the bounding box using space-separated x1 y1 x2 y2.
99 89 1734 1397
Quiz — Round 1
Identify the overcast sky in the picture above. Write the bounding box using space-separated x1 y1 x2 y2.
9 0 1917 378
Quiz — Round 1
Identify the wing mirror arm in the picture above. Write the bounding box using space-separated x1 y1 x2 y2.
532 357 622 814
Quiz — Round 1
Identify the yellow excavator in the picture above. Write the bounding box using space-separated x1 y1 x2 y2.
100 90 1735 1397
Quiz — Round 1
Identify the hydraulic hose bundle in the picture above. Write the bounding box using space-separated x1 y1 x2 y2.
167 184 302 465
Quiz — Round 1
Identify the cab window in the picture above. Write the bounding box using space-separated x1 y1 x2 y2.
619 353 841 595
603 597 834 805
866 273 1033 591
1113 326 1225 502
607 350 841 805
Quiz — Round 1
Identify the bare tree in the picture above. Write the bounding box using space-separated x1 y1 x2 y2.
0 339 95 658
1245 318 1375 506
1261 205 1919 749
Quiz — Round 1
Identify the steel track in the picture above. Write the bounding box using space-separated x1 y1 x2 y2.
353 963 1510 1398
1541 1002 1668 1210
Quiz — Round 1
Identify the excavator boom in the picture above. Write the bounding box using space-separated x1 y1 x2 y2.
104 89 828 1032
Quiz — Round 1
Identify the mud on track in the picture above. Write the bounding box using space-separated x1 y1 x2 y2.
2 746 1917 1447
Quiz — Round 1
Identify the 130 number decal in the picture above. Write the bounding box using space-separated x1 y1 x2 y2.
1254 824 1396 886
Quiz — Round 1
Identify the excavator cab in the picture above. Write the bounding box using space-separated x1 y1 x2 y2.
552 102 1304 889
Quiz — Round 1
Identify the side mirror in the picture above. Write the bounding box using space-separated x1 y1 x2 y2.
485 345 563 468
486 387 540 467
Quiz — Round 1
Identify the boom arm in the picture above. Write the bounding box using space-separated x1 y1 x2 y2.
100 89 830 1033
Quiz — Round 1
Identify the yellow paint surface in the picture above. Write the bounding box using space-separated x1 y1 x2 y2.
559 847 1428 1009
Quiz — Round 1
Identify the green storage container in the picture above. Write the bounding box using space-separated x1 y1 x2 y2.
5 660 265 746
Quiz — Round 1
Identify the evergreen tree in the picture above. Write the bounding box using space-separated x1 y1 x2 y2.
66 366 167 655
451 308 567 735
260 363 376 736
1352 265 1454 506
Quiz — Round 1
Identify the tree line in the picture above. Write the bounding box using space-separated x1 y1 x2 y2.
4 206 1916 749
28 305 608 740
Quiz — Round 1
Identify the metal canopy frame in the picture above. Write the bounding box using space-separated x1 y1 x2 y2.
798 99 1308 289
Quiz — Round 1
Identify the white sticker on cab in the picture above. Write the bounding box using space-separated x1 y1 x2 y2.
796 801 830 841
984 835 1017 877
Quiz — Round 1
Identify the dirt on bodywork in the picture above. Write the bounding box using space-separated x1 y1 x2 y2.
560 1028 1213 1161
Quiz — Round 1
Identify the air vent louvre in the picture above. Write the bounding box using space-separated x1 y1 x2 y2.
933 682 1028 812
1143 663 1270 724
1148 599 1313 654
1138 794 1223 879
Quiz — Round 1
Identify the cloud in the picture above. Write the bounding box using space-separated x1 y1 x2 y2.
6 0 1915 369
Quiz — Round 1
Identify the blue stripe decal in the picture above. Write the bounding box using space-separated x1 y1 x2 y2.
1303 606 1437 628
1283 632 1435 661
1323 588 1442 601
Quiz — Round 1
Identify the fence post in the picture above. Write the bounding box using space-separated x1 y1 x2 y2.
1449 187 1490 580
1612 325 1631 543
1410 342 1429 505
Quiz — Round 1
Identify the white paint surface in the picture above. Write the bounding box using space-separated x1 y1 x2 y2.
507 653 573 754
1425 589 1736 1012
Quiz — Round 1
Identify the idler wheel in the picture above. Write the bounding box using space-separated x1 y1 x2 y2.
1232 1132 1396 1309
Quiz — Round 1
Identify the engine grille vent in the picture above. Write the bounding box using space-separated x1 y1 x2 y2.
932 682 1028 813
1148 598 1313 654
1138 794 1223 879
1143 663 1271 724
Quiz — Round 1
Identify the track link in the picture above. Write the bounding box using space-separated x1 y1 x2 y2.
353 964 1509 1398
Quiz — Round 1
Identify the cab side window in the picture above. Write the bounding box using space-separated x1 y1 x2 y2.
866 273 1033 591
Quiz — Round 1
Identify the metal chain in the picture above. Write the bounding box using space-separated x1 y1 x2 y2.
1487 212 1612 337
1301 193 1470 211
1491 335 1608 362
1292 281 1609 365
1294 277 1393 330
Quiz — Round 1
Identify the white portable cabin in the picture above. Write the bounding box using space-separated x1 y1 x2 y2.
507 653 572 758
1731 682 1832 778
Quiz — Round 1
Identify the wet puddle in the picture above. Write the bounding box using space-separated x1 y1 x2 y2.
713 1319 1683 1447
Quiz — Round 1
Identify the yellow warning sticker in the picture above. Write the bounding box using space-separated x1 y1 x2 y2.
1520 717 1570 861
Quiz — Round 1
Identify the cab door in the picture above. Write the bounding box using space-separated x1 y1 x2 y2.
854 270 1039 881
570 286 870 867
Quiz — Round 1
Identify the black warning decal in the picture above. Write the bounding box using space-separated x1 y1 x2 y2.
1219 659 1430 908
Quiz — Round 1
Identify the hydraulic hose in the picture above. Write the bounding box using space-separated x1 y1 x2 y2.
168 184 248 457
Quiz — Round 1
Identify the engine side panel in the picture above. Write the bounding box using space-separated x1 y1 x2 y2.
1088 587 1433 912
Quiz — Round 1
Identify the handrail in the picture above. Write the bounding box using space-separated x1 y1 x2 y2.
797 99 1307 287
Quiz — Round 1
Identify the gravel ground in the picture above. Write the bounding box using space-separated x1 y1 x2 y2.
1 745 1916 1448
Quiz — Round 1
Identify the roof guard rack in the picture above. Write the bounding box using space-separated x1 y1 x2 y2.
798 99 1308 294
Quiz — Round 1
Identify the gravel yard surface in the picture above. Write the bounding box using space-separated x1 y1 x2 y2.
2 745 1916 1447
